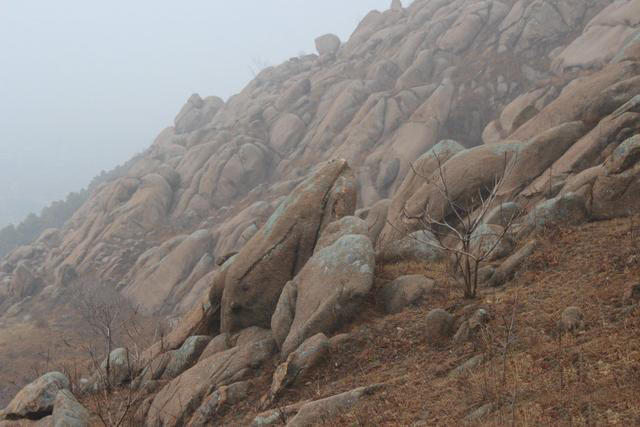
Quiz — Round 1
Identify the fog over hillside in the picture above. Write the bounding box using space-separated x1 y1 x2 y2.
0 0 397 228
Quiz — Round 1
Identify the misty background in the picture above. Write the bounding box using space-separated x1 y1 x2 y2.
0 0 404 229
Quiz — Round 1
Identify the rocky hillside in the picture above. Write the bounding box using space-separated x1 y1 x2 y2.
1 0 640 425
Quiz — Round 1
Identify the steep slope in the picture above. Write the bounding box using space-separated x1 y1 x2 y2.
2 0 640 424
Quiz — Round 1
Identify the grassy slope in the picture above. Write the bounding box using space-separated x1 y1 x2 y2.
218 217 640 426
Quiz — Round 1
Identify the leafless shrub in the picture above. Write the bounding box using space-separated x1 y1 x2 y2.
391 152 519 298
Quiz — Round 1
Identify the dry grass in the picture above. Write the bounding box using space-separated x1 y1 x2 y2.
217 217 640 426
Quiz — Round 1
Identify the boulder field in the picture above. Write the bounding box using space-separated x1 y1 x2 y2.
3 0 640 425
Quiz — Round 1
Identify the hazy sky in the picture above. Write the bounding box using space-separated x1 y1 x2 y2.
0 0 402 227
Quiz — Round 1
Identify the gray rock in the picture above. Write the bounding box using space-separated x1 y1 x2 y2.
484 202 521 227
188 381 252 426
425 309 455 345
162 335 212 379
197 333 231 362
3 372 69 419
377 275 435 314
272 234 375 357
559 306 585 335
526 192 589 230
314 34 341 56
51 390 89 427
233 327 273 348
286 384 386 427
377 230 444 264
268 333 329 403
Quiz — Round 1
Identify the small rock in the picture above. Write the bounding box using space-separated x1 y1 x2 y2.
465 403 493 422
425 309 455 345
559 306 585 335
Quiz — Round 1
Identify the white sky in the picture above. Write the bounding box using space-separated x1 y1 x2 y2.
0 0 405 226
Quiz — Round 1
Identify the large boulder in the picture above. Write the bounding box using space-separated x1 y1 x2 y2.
314 34 341 56
3 372 69 419
146 339 276 427
271 234 375 357
220 160 356 333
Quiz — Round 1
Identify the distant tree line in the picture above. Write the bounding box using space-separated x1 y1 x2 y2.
0 151 145 258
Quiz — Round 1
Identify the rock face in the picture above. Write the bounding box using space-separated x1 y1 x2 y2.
272 234 375 357
3 372 69 419
220 160 356 333
146 339 276 426
3 0 640 420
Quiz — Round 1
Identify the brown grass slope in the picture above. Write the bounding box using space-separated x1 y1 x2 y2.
216 217 640 426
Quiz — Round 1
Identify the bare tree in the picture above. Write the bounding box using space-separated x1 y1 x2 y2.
391 152 519 298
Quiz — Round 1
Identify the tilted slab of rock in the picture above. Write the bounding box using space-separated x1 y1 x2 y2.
271 234 375 357
220 160 356 333
285 384 386 427
3 372 69 420
379 139 465 247
146 339 276 427
123 229 212 313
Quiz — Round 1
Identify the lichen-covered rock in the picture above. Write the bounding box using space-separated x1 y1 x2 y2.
146 339 276 427
271 234 375 357
377 275 435 314
220 160 356 333
51 390 89 427
162 335 212 379
525 192 589 230
3 372 69 419
377 230 444 265
314 216 369 252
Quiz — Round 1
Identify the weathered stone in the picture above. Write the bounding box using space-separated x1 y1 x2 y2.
220 160 356 333
315 34 341 56
146 339 276 427
162 335 212 379
559 306 585 335
51 390 89 427
268 333 329 403
272 234 374 357
377 230 444 265
3 372 69 419
377 275 435 314
425 309 455 345
187 381 252 427
286 385 386 427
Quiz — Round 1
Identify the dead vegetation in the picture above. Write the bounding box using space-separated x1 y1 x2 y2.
215 217 640 425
